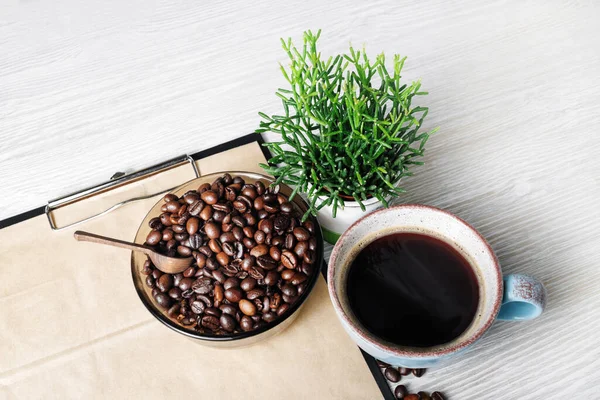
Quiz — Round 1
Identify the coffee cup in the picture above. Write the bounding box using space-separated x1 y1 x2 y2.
328 204 546 368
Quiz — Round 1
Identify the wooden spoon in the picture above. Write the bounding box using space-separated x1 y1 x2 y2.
74 230 193 274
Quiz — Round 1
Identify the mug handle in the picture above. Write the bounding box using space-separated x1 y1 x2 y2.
497 274 546 321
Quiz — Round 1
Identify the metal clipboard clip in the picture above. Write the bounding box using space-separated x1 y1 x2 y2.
45 155 200 230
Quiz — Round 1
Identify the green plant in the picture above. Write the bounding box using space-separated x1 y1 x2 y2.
256 30 437 219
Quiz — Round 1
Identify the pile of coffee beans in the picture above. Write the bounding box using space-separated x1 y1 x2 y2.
376 360 446 399
141 173 319 335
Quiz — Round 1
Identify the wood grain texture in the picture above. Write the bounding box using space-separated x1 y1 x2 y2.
1 0 599 398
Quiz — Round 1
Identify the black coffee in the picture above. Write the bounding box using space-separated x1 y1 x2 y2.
346 232 479 347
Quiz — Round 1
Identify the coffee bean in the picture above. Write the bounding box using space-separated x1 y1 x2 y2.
257 255 277 270
281 250 298 269
224 287 243 302
204 222 220 239
188 200 205 216
246 288 265 300
220 232 235 243
264 202 279 213
281 284 297 297
198 246 213 258
177 245 192 257
183 192 200 204
220 304 237 315
155 293 172 309
223 277 240 290
242 237 256 249
146 230 162 245
206 257 219 271
148 217 163 230
282 293 297 303
173 273 183 287
280 202 293 213
162 228 174 241
168 287 182 300
263 192 277 203
241 277 257 291
142 261 153 275
273 214 289 231
419 392 431 400
301 263 314 276
276 303 290 316
376 360 390 368
231 215 245 228
303 250 316 264
281 269 295 280
188 234 202 249
191 300 206 314
394 385 408 399
293 227 310 241
258 219 273 234
384 367 401 383
165 201 180 213
254 181 266 195
232 227 244 241
240 315 253 331
297 282 308 295
294 241 308 258
262 312 276 322
264 270 280 286
431 392 445 400
163 193 179 203
186 217 200 235
198 205 213 221
214 284 224 303
173 232 188 242
254 230 266 244
145 275 155 288
241 256 255 271
205 307 221 317
196 294 213 308
200 190 218 205
412 368 426 377
213 202 232 213
177 277 193 291
308 237 317 251
201 315 220 330
220 314 236 332
152 269 163 280
291 272 308 285
216 252 230 266
250 244 269 257
398 367 411 376
157 274 174 292
239 299 257 316
192 277 213 294
271 235 283 247
241 185 257 199
284 234 296 250
269 246 282 261
303 220 315 234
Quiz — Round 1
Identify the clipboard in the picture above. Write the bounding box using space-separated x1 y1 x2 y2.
0 133 394 399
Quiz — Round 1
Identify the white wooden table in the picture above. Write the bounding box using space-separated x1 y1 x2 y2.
1 1 599 398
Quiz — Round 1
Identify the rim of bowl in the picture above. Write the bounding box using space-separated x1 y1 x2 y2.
327 204 503 358
131 171 324 341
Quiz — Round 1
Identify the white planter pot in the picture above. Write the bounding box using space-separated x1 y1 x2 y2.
314 195 386 244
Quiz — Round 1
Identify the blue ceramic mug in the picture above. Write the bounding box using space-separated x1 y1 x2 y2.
328 204 546 368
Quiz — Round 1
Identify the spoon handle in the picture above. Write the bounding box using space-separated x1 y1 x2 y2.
74 230 152 255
